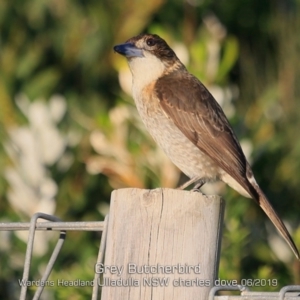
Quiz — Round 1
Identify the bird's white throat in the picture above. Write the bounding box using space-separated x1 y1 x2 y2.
128 52 166 93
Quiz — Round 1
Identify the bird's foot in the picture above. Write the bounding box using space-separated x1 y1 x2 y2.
191 179 206 193
178 176 205 190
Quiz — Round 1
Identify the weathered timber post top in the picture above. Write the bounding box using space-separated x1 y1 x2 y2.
101 188 224 300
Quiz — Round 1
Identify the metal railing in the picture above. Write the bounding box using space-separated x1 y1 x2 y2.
0 212 108 300
210 285 300 299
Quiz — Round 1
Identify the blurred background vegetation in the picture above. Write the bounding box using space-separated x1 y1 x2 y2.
1 0 300 299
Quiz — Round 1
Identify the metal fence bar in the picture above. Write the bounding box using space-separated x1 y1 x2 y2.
1 213 106 300
212 285 300 299
33 231 66 300
92 214 109 300
214 293 300 299
0 221 104 231
20 213 65 300
209 285 248 300
279 285 300 300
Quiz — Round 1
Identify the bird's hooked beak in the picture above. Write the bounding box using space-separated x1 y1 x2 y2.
114 42 144 58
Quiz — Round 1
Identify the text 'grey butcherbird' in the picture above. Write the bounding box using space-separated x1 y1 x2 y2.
114 33 299 260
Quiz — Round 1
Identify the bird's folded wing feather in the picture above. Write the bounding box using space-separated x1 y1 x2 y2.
155 72 253 196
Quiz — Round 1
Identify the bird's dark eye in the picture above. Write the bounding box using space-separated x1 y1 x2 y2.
146 38 156 47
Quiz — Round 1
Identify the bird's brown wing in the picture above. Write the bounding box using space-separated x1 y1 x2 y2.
155 71 256 197
114 34 299 259
155 71 300 260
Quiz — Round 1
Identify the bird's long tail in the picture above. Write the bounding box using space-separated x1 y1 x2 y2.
256 188 300 260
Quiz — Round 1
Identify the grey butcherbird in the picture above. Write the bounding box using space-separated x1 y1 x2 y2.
114 33 299 260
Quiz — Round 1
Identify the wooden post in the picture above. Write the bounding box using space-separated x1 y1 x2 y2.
100 188 224 300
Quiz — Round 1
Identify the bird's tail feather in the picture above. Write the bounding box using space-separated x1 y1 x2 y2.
257 189 299 260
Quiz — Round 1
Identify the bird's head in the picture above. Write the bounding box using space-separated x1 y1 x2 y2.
114 34 184 84
114 34 177 61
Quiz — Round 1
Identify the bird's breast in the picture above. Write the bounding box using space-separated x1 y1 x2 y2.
132 82 220 180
